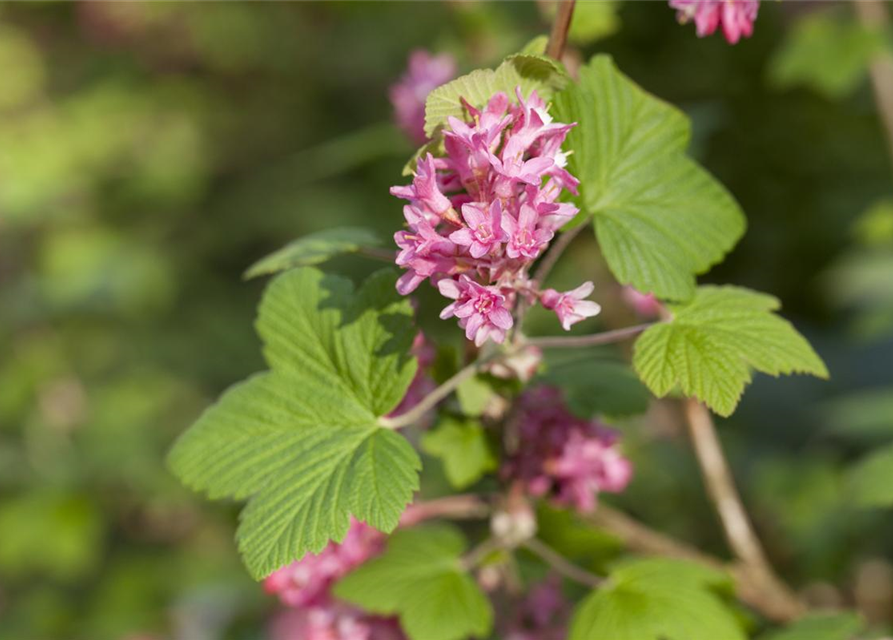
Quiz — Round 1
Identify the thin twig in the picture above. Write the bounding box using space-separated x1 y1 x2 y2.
584 504 805 622
523 538 604 589
683 398 806 620
546 0 577 61
854 1 893 170
462 538 503 571
525 323 653 349
399 494 491 527
379 360 482 429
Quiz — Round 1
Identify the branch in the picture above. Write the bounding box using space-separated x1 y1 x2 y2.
854 1 893 170
525 323 653 349
585 504 805 622
683 398 806 620
379 360 481 429
400 494 491 527
523 538 604 588
546 0 577 61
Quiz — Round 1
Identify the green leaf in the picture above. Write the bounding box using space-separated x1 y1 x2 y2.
769 10 888 99
848 442 893 508
455 374 496 417
334 525 493 640
553 55 746 300
243 227 383 279
168 268 420 578
425 53 569 137
568 0 621 44
569 558 744 640
759 611 864 640
632 286 828 416
421 417 496 489
539 354 650 418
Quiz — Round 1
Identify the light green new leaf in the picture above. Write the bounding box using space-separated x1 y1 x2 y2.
334 525 493 640
422 417 496 489
168 268 420 579
553 55 746 300
455 374 496 417
769 10 888 99
425 53 569 137
569 558 744 640
243 227 382 279
848 443 893 508
633 286 828 416
759 611 864 640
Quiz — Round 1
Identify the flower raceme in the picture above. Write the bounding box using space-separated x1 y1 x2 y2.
504 387 633 513
391 87 601 345
669 0 760 44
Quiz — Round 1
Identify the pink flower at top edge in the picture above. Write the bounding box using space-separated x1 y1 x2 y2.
669 0 759 44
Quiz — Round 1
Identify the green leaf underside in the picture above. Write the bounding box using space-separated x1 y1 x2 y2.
168 268 420 579
759 612 864 640
540 356 650 418
424 53 569 138
633 286 828 416
848 442 893 508
553 55 746 301
243 227 383 279
421 418 496 490
569 558 744 640
334 526 493 640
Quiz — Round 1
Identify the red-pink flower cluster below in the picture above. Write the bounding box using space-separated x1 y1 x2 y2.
505 576 569 640
391 88 601 346
669 0 759 44
503 387 633 513
264 519 406 640
389 50 457 145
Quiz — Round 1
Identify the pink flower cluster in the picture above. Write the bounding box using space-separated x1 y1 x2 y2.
505 577 568 640
390 50 457 144
504 387 633 513
669 0 759 44
391 88 601 346
265 519 405 640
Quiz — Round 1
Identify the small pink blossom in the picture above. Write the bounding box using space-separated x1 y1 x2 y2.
439 275 514 346
505 577 568 640
449 201 507 258
540 282 602 330
271 605 405 640
502 204 553 260
669 0 759 45
621 286 663 318
389 50 457 144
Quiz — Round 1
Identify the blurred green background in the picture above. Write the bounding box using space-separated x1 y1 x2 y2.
1 2 892 639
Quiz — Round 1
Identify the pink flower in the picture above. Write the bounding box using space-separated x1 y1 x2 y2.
669 0 759 44
439 275 514 346
503 387 633 513
449 200 507 258
271 605 406 640
505 576 568 640
389 50 457 144
390 154 455 222
264 519 384 608
621 286 663 318
540 282 602 330
502 204 553 260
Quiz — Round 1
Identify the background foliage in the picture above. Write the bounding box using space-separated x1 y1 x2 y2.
1 2 892 639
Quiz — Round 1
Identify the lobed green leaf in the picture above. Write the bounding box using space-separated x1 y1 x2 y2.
421 417 496 489
632 286 828 416
243 227 383 279
168 268 420 578
553 55 746 300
